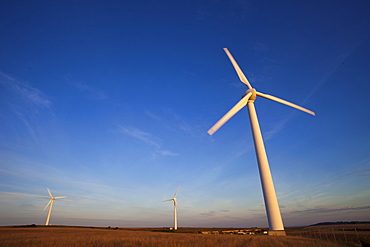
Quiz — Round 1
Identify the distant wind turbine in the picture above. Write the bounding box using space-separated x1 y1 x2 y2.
208 48 315 235
43 188 66 226
163 186 180 230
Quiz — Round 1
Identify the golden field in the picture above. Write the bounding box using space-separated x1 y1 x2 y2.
1 225 366 247
286 223 370 247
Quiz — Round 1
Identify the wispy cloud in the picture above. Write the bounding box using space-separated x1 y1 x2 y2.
155 150 179 157
291 205 370 215
200 210 216 217
145 109 204 139
144 111 162 122
118 125 161 148
199 209 232 218
345 169 370 177
343 158 370 177
0 192 47 201
118 125 179 156
0 192 80 210
0 71 51 109
172 113 206 139
0 71 53 144
305 34 370 104
0 169 18 176
263 116 291 140
66 75 108 100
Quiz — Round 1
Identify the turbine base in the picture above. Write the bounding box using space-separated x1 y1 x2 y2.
268 230 286 236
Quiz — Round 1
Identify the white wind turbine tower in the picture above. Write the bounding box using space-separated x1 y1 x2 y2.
163 186 180 230
208 48 315 235
43 188 66 226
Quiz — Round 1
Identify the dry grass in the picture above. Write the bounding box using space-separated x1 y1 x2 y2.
286 223 370 246
0 227 344 247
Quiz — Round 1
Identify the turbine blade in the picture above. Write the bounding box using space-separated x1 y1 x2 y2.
175 200 180 211
256 92 315 116
223 48 252 89
47 188 53 198
163 199 173 202
174 185 180 198
207 92 252 135
54 196 67 199
43 200 52 211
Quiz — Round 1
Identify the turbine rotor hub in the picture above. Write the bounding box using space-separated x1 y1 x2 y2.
243 88 257 103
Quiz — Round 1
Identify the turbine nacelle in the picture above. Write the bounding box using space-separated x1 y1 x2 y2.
243 88 257 103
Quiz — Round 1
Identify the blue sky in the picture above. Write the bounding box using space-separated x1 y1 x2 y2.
1 0 369 228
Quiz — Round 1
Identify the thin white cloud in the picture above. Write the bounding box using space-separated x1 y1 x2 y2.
145 109 203 138
155 150 179 157
64 193 94 200
0 71 54 146
144 110 162 122
345 169 370 177
291 205 370 215
171 111 206 139
20 86 51 108
118 125 161 149
199 209 230 217
343 157 370 177
200 210 216 217
118 125 179 157
305 35 370 104
14 111 38 141
0 169 18 176
0 192 47 201
174 114 193 133
263 117 290 140
65 74 108 100
0 71 51 109
72 82 108 100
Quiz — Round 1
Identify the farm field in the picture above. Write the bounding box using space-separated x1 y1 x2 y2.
2 224 369 247
286 223 370 247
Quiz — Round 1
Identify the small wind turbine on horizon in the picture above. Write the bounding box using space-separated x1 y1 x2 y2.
163 186 180 230
43 188 66 226
208 48 315 235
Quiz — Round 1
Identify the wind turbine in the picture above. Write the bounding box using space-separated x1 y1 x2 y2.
163 186 180 230
43 188 66 226
208 48 315 235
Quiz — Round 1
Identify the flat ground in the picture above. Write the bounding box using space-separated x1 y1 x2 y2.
0 224 369 247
